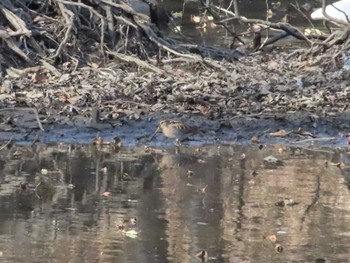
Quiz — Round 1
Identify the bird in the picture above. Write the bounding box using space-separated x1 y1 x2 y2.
311 0 350 23
150 120 198 141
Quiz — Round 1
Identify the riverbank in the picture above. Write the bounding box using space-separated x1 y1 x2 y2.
1 50 350 147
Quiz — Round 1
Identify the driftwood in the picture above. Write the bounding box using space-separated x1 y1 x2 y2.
1 0 350 76
0 0 242 76
199 0 350 60
107 51 164 73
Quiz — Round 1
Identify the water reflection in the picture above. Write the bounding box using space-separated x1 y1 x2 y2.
165 0 314 48
0 143 349 262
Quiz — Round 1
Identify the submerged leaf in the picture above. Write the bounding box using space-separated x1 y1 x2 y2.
123 229 138 239
264 234 277 242
195 250 208 262
263 155 284 167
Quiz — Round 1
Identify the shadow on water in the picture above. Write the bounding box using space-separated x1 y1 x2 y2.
0 143 349 262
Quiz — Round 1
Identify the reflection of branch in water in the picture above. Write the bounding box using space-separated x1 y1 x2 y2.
300 173 321 231
201 196 206 208
34 181 42 199
234 169 246 236
52 159 66 184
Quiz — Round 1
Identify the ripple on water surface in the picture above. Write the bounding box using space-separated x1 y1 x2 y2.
0 143 348 262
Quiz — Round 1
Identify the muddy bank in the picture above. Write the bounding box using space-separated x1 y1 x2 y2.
2 0 350 147
0 51 350 145
3 42 350 147
2 50 350 146
0 103 349 147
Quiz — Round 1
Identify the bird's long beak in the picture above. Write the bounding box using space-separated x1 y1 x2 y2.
149 126 160 141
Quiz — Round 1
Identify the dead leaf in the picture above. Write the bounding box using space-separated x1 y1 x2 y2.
195 250 208 262
103 192 111 197
269 130 292 137
187 170 194 177
197 185 207 194
337 162 345 170
264 234 277 243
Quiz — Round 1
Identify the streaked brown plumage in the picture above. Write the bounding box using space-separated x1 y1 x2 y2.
150 120 197 141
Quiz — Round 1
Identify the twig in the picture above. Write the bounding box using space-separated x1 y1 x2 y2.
321 0 349 26
53 1 74 58
0 31 29 60
0 136 13 151
56 0 105 53
219 112 274 122
40 59 61 77
289 145 334 154
137 22 203 60
291 2 314 28
0 108 45 131
291 137 337 144
34 181 41 199
106 51 164 74
32 108 45 132
0 5 31 37
211 4 313 46
102 99 151 107
199 0 245 44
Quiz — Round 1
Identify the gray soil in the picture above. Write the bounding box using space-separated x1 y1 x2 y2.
2 50 350 147
2 0 350 148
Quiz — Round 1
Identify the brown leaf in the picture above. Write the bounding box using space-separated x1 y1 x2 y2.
187 170 194 177
337 162 345 170
195 250 208 262
264 234 277 243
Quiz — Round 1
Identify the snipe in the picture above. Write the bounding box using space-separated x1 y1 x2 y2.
150 120 197 141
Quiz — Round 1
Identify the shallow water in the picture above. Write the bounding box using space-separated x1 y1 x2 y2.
166 0 323 48
0 143 349 262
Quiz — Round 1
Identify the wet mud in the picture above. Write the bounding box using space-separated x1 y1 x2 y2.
0 110 348 148
2 51 350 148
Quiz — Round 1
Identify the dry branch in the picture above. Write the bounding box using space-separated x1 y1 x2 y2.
54 2 75 58
56 0 106 54
0 0 246 72
107 51 164 74
3 0 348 75
0 108 45 131
0 5 31 37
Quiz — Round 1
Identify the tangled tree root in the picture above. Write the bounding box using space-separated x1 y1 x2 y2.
2 0 350 76
0 0 242 76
